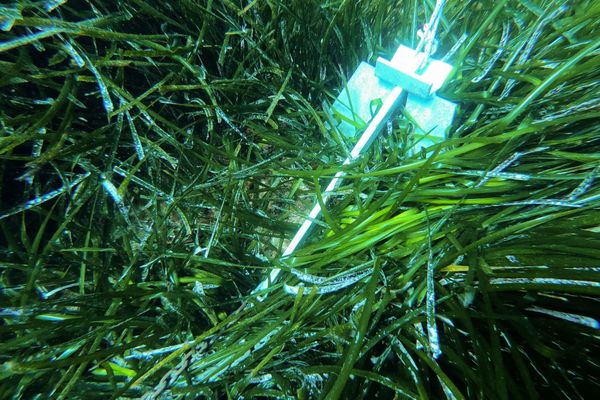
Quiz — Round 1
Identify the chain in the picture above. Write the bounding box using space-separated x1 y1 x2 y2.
415 0 447 70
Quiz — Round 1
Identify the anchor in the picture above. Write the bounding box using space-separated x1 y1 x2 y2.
330 44 457 156
254 0 457 297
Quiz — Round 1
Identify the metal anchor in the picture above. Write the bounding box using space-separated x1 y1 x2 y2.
254 1 458 298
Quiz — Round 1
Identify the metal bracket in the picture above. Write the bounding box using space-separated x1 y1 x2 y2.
375 44 457 155
375 44 452 97
329 44 457 156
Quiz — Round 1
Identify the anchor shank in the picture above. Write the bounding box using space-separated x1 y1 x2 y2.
253 86 404 296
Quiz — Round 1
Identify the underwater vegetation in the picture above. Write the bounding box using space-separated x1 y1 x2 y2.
1 0 599 398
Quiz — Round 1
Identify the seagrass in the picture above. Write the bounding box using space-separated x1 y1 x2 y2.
1 0 599 398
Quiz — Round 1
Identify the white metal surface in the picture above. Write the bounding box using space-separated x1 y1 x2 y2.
405 93 457 156
329 62 396 139
375 44 453 97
